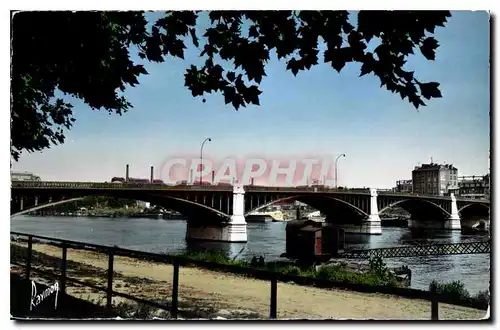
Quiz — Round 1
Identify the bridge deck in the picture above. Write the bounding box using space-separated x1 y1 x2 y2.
10 181 490 202
339 241 491 259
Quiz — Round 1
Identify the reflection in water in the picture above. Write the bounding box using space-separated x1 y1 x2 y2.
10 216 490 294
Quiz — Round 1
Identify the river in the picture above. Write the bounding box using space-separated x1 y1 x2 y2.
10 215 490 295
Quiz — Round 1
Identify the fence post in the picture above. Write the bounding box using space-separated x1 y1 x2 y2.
26 236 32 280
269 277 277 319
107 249 114 310
171 262 179 319
431 285 439 320
60 243 67 295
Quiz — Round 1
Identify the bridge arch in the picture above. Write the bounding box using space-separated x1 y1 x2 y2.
379 199 451 221
11 192 231 223
245 194 369 222
458 202 490 214
11 198 85 218
457 202 490 221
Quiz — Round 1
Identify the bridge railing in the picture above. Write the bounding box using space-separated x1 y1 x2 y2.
12 181 373 193
10 181 234 191
244 186 367 193
10 232 488 320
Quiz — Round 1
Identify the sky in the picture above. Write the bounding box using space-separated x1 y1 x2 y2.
11 11 490 189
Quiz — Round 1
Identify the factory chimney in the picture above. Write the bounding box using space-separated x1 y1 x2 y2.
126 164 130 182
150 166 154 183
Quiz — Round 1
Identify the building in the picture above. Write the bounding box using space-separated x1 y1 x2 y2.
395 180 413 193
485 173 490 200
412 163 458 196
458 174 490 199
11 171 41 181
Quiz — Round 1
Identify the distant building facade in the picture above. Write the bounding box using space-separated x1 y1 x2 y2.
485 173 491 200
395 180 413 193
412 163 458 196
457 174 490 199
11 171 41 181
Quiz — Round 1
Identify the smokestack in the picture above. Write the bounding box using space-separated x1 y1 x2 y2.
190 169 193 185
150 166 154 183
251 178 254 186
126 164 129 182
212 171 215 185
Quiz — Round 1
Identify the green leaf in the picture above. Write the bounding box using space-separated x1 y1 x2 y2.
359 62 372 77
248 25 259 38
418 82 442 100
420 37 439 60
286 58 300 76
247 85 261 105
226 71 236 82
223 86 236 104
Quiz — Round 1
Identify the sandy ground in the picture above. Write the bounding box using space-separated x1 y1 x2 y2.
11 242 487 320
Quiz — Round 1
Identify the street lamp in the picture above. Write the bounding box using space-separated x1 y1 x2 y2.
200 137 212 185
335 153 346 188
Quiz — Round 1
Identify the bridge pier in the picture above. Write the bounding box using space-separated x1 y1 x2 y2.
185 185 247 243
224 185 248 242
362 188 382 234
444 193 461 230
341 189 382 235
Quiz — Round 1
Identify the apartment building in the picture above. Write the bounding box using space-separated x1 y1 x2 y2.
412 163 458 196
458 174 490 199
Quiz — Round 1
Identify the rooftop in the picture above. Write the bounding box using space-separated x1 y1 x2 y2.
413 163 457 171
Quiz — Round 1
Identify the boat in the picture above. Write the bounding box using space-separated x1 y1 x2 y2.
304 210 326 222
247 206 285 222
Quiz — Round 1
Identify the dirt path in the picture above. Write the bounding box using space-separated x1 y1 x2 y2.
12 242 486 320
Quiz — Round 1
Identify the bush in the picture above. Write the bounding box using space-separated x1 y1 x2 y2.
474 290 490 305
367 256 398 285
429 280 470 301
278 265 302 276
314 264 397 287
429 280 490 309
316 264 344 280
264 262 302 276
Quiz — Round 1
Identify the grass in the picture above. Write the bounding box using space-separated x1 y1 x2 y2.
175 252 401 288
180 251 246 266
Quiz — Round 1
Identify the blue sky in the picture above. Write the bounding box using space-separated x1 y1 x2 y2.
11 11 490 188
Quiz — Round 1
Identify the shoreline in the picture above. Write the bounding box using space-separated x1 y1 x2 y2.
10 241 486 320
19 212 183 219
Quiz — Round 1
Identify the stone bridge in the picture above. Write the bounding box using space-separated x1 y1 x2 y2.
11 181 490 242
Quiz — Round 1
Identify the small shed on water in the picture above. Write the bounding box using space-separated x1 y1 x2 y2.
285 220 345 260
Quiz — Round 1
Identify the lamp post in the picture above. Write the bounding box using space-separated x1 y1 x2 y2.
200 137 212 185
335 153 346 188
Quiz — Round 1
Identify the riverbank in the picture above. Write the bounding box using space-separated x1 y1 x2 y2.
10 241 486 320
23 211 183 220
